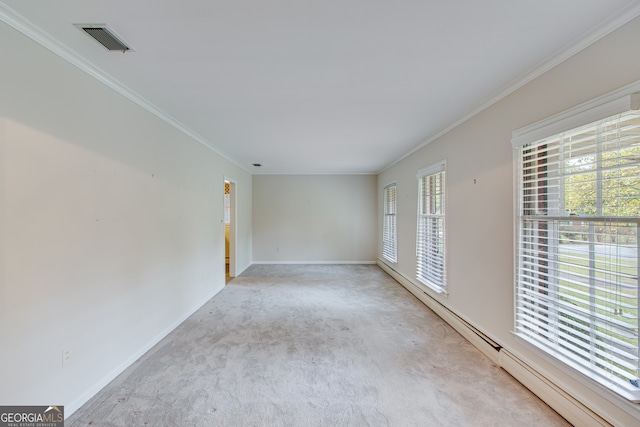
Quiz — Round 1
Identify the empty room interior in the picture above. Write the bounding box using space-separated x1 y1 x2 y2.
3 1 640 425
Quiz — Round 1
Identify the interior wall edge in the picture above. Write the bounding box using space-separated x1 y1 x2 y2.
376 260 623 427
235 260 252 277
377 260 501 345
501 350 611 427
376 3 640 175
64 284 224 418
0 5 250 174
376 260 500 365
251 261 377 265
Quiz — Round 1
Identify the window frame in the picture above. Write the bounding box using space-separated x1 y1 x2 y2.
382 181 398 263
416 160 447 294
512 90 640 402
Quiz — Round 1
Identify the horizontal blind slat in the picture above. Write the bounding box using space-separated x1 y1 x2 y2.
516 109 640 397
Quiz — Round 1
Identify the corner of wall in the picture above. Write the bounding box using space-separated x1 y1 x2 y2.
376 259 616 427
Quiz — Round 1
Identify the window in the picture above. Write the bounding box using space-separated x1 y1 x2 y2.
383 182 397 263
416 161 446 292
224 181 231 224
513 93 640 401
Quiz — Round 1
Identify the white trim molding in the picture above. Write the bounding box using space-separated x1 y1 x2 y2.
380 3 640 173
251 261 377 265
65 285 224 418
512 87 640 147
377 259 617 427
500 349 611 427
0 3 250 174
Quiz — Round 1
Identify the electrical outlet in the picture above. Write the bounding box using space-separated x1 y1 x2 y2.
62 349 71 367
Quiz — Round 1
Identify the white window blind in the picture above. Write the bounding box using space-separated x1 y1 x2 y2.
417 162 446 292
514 104 640 401
383 182 397 263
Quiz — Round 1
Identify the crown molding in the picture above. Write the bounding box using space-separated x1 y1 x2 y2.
0 2 251 174
3 1 639 178
511 88 640 148
252 171 378 176
379 1 640 174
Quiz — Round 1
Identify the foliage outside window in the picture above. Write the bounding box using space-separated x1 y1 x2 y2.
417 162 446 293
515 106 640 401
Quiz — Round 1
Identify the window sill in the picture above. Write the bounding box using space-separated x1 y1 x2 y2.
416 278 447 296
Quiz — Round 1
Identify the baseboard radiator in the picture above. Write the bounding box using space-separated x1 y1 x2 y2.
377 260 612 427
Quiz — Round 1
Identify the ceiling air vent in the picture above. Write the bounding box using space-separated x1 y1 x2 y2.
77 25 131 52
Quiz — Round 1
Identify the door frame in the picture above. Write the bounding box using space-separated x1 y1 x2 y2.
224 176 237 279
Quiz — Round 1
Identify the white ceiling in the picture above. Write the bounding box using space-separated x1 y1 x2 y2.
2 1 640 174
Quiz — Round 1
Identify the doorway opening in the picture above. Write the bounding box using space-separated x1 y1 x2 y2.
224 178 236 283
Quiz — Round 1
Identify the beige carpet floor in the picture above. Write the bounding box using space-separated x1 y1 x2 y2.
67 264 570 426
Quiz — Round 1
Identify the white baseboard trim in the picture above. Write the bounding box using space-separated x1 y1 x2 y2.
500 349 610 427
251 260 377 265
377 260 501 364
235 261 252 276
376 259 615 427
65 284 225 418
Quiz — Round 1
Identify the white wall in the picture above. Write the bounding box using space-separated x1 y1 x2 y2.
377 16 640 426
0 22 252 414
253 175 377 263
